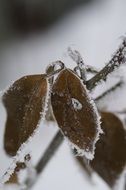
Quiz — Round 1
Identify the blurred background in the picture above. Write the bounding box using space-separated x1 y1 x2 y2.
0 0 126 189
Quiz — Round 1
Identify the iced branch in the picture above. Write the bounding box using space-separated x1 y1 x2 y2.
86 39 126 90
86 65 99 74
68 47 87 82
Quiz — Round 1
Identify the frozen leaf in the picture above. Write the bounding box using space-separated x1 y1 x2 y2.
3 74 49 156
90 112 126 187
51 69 102 160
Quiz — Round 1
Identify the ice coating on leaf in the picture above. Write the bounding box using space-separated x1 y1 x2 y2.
0 76 50 184
68 140 94 160
71 98 82 111
51 69 102 160
3 74 50 156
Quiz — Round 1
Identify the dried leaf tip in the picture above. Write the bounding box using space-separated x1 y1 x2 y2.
51 69 102 160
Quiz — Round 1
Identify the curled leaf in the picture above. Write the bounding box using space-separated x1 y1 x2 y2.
91 112 126 187
51 69 102 160
3 75 49 156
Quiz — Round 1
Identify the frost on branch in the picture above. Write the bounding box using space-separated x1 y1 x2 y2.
68 47 87 81
3 74 50 156
87 39 126 90
90 112 126 188
51 69 102 160
67 47 84 69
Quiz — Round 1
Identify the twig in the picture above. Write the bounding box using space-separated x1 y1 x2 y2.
86 40 126 90
86 65 99 74
36 131 63 174
25 131 63 189
68 47 87 82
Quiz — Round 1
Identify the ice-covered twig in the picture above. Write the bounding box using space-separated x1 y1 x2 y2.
86 39 126 90
86 65 99 74
68 47 87 82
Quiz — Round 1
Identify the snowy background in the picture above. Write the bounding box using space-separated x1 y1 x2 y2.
0 0 126 189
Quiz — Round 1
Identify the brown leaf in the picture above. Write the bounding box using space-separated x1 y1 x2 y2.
51 69 101 159
3 75 49 156
90 112 126 187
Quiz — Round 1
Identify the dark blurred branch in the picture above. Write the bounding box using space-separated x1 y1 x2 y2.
36 131 63 174
25 131 63 189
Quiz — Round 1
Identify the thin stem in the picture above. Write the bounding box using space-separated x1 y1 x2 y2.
68 47 87 82
86 40 126 90
25 131 63 189
36 131 63 174
86 65 99 74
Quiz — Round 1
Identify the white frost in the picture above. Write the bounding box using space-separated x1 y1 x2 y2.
68 140 94 160
67 47 84 68
69 70 103 160
71 98 82 111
